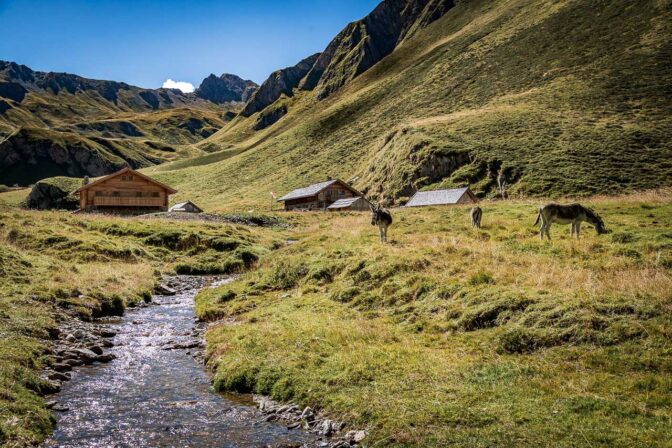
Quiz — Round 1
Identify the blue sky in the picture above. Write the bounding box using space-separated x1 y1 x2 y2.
0 0 379 91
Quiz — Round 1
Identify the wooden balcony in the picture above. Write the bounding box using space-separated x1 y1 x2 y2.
93 197 165 207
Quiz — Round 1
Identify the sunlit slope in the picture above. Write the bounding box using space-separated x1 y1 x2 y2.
156 0 672 210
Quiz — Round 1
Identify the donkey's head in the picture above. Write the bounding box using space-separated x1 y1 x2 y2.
370 204 381 226
586 208 608 234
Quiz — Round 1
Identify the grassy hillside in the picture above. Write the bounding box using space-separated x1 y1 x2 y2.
150 0 671 210
0 194 284 446
196 190 672 446
0 62 238 186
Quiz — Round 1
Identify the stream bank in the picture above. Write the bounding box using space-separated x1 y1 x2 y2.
41 276 318 447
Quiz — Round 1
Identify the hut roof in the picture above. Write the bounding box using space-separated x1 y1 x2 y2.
169 201 203 213
277 179 361 202
327 197 367 209
405 187 474 207
75 167 177 194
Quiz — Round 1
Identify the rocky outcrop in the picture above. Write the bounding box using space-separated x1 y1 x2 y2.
0 81 27 102
300 0 455 99
195 74 258 104
240 53 320 117
25 177 81 210
253 105 288 130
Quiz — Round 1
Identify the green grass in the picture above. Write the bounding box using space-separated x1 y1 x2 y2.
0 204 282 447
141 0 671 211
196 190 672 447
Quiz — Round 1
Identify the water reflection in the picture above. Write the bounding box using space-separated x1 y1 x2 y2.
43 277 313 448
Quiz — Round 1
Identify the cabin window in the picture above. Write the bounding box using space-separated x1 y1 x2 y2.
136 192 143 197
95 191 102 197
121 175 133 181
339 190 346 197
152 192 160 198
112 191 120 197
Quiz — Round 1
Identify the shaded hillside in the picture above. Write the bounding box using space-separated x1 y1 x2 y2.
156 0 672 210
240 54 320 118
0 62 239 185
299 0 455 99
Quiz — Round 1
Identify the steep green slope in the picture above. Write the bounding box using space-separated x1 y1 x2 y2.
155 0 672 210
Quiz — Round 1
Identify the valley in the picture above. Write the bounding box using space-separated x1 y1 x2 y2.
0 0 671 446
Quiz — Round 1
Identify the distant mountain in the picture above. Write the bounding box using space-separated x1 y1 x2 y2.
195 74 258 104
0 61 243 185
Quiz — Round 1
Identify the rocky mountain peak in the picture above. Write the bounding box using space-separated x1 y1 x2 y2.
300 0 455 99
195 73 258 104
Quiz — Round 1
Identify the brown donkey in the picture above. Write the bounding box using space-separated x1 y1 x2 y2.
534 203 607 240
370 204 393 243
470 206 482 229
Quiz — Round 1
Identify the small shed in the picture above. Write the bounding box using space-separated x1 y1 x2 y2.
277 179 363 211
327 196 371 212
76 167 177 214
169 201 203 213
405 187 477 207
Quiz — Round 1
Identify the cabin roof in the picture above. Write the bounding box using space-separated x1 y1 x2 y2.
75 167 177 194
169 201 203 212
277 179 361 202
327 197 368 209
405 187 473 207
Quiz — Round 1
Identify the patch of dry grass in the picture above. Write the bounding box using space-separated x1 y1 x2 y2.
197 191 672 446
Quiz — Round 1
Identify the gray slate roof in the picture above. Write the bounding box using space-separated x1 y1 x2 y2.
277 179 339 201
405 187 470 207
169 201 203 212
327 197 363 209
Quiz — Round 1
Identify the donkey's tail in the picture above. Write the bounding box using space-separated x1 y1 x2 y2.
533 208 542 227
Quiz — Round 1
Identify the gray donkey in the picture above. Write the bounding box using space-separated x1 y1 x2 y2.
370 204 393 243
470 206 482 229
534 203 607 240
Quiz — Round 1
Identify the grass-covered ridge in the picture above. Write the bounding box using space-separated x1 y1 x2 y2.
0 195 283 446
147 0 671 211
196 190 672 446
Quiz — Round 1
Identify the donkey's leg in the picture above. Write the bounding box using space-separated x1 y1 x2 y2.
570 222 575 238
545 223 552 240
383 224 388 243
576 222 581 240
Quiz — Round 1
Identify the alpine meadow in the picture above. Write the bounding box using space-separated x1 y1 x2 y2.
0 0 670 447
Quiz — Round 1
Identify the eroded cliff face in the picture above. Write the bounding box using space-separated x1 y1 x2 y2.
240 53 320 117
0 128 136 186
299 0 455 99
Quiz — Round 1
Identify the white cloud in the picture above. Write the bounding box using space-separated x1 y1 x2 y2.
162 79 195 93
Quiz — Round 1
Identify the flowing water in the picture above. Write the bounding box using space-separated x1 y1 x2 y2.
43 277 315 448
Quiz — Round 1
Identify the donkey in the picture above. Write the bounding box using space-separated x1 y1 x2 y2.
370 204 393 243
534 203 607 240
470 206 482 229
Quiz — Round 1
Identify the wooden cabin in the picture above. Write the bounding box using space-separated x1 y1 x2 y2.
404 187 477 207
277 179 363 211
76 167 177 214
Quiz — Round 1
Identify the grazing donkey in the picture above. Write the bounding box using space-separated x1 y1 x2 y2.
370 204 393 243
470 206 483 229
534 203 607 240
